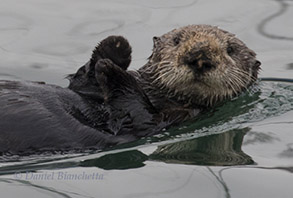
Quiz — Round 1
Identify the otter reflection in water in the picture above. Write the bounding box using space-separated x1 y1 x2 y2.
80 128 254 169
149 128 255 166
0 25 261 155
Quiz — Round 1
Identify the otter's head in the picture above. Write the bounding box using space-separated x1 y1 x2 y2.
147 25 261 107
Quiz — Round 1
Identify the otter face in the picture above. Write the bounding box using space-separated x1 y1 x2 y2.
149 25 261 106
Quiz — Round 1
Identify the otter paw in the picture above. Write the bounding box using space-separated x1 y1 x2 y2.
95 59 117 79
95 59 126 91
90 36 132 71
95 59 139 97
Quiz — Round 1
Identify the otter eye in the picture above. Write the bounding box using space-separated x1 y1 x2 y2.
227 46 234 55
173 36 180 45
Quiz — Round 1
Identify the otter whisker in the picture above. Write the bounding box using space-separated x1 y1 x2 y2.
166 74 179 87
154 69 174 83
226 77 238 96
230 70 247 88
229 72 245 89
231 69 256 92
234 67 256 82
158 64 172 70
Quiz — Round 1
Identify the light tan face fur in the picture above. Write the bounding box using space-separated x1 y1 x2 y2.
148 25 260 106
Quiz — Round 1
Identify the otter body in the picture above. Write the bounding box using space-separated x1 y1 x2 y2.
0 81 120 153
0 78 167 154
0 25 261 155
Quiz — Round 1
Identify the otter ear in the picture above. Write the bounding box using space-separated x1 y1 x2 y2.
153 36 162 48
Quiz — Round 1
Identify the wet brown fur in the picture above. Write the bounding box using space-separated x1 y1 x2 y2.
0 25 261 155
138 25 261 109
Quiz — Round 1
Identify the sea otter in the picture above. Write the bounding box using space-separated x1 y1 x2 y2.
0 25 261 155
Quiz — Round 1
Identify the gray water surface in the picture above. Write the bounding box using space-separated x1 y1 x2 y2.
0 0 293 197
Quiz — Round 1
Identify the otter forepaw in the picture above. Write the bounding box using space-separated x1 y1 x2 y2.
68 36 131 94
95 59 116 85
90 36 132 71
95 59 131 92
95 58 143 101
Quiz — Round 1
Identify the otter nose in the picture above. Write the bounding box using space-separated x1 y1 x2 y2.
197 59 214 73
184 48 216 74
186 58 215 73
255 60 261 68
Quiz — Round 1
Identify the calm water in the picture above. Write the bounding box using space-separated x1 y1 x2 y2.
0 0 293 197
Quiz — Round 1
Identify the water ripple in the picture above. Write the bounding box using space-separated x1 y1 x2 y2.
257 0 293 41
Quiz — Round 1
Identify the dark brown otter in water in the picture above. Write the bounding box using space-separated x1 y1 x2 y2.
0 25 260 155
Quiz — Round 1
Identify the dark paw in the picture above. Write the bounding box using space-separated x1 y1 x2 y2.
95 59 126 92
95 59 140 99
90 36 132 71
95 59 116 81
